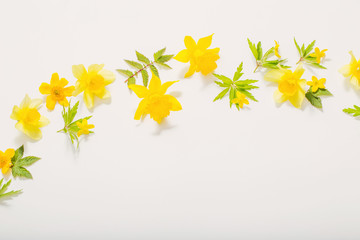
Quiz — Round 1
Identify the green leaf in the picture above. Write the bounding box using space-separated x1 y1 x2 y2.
127 77 136 86
213 88 230 102
257 41 263 60
213 73 232 85
16 156 40 167
308 62 327 69
262 47 274 61
154 48 166 60
136 51 150 64
12 166 32 179
67 101 79 124
237 89 258 102
116 69 133 77
233 63 243 81
0 179 22 200
214 81 228 88
314 88 332 97
229 88 236 107
248 38 258 60
294 38 301 55
156 54 173 63
343 105 360 117
235 79 258 86
156 62 172 69
305 91 322 108
125 60 143 70
12 145 24 165
149 65 159 77
141 69 149 87
304 40 316 56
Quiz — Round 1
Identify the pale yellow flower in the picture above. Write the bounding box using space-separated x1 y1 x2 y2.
129 72 182 123
264 64 306 108
72 64 115 109
10 95 50 140
339 51 360 89
174 34 220 78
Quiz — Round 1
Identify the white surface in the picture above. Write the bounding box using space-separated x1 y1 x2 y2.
1 0 360 239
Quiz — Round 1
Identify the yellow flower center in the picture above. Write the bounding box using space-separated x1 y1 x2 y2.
51 86 65 100
351 61 360 79
18 108 41 125
88 74 105 93
278 72 301 96
145 94 172 122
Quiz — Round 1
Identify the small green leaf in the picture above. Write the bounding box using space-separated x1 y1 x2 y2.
67 101 79 124
304 40 316 56
248 38 258 60
12 166 32 179
233 63 243 81
156 54 173 63
127 77 136 86
306 91 322 108
12 145 24 165
136 51 150 64
154 48 166 60
262 47 274 61
314 88 332 97
257 41 263 60
156 62 172 69
235 80 258 86
0 179 22 200
16 156 40 167
141 70 149 87
116 69 133 77
343 105 360 117
150 65 159 77
308 62 327 69
294 38 301 55
229 88 236 107
237 89 258 102
213 73 232 85
125 60 143 70
213 88 230 102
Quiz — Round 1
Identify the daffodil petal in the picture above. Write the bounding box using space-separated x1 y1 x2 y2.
197 34 214 50
99 69 116 85
38 116 50 128
4 149 15 159
58 78 69 87
264 69 284 83
88 64 104 74
148 73 162 91
39 83 51 95
134 99 147 120
84 90 94 109
350 76 360 89
289 90 304 108
46 95 56 110
184 36 196 50
29 98 43 109
72 64 87 79
273 89 287 103
173 49 190 63
184 62 196 78
339 64 352 77
160 81 178 94
63 86 75 96
10 106 20 120
50 73 60 85
167 95 182 111
128 85 148 98
20 95 31 108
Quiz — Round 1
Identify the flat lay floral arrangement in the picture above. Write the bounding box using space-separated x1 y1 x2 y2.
1 34 360 201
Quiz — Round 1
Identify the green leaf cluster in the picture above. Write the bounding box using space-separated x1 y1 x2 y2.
0 178 21 200
343 105 360 117
58 101 93 148
248 38 289 72
213 63 259 110
294 38 326 69
305 88 332 108
116 48 173 87
11 145 40 179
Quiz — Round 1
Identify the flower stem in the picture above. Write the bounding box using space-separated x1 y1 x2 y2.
124 61 154 83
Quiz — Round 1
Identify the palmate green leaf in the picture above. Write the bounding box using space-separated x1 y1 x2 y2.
141 69 149 87
305 91 322 108
12 145 24 165
343 105 360 117
154 48 166 61
0 179 22 200
213 73 232 85
233 63 243 81
12 166 32 179
247 38 258 60
213 88 230 102
16 156 40 167
125 60 143 70
136 51 151 64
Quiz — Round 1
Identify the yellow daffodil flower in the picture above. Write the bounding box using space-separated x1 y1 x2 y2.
72 64 115 109
10 95 50 140
128 72 182 124
0 149 15 174
339 51 360 89
174 34 220 78
39 73 75 110
310 47 327 64
76 119 94 137
264 64 306 108
274 40 281 58
307 76 326 92
231 91 249 108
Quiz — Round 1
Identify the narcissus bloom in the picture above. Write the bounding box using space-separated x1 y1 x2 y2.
339 51 360 89
39 73 75 110
307 76 326 92
264 64 306 108
0 149 15 174
128 72 182 123
10 95 50 140
231 92 249 108
274 41 281 58
76 119 94 137
310 47 327 64
174 34 220 78
72 64 115 109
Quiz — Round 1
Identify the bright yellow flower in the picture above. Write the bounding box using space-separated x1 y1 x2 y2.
39 73 75 110
128 72 182 124
231 91 249 108
72 64 115 109
264 64 307 108
10 95 50 140
174 34 220 78
76 119 94 137
307 76 326 92
310 47 327 64
0 149 15 175
339 51 360 89
274 40 281 58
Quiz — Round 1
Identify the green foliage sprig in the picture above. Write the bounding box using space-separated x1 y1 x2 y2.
305 88 332 109
213 63 259 110
11 145 40 179
248 38 289 72
343 105 360 117
0 178 21 200
294 38 326 69
58 101 93 148
117 48 173 87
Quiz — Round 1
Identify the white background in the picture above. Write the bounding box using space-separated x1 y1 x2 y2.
1 0 360 239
